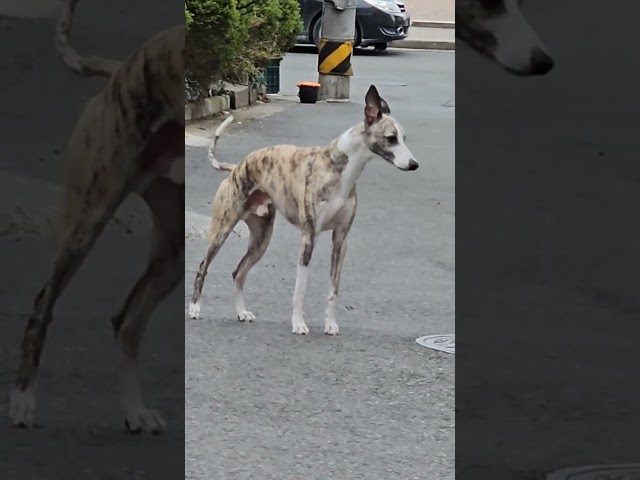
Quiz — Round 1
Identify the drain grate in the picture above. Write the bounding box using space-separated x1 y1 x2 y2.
416 334 455 354
547 465 640 480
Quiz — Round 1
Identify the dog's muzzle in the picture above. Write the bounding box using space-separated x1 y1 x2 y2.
528 48 554 76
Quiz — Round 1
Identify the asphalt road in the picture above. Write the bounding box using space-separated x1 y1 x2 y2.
185 48 455 479
1 2 184 479
456 1 640 478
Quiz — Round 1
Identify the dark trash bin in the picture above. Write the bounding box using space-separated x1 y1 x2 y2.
297 81 320 103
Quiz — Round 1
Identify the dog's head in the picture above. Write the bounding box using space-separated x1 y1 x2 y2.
361 85 418 171
456 0 554 76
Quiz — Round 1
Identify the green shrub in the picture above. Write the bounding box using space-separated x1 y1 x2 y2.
185 0 302 99
246 0 303 65
185 0 245 87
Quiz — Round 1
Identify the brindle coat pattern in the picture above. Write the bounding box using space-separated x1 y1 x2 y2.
189 85 418 336
9 0 184 434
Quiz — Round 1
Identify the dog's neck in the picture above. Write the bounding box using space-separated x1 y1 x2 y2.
332 124 374 198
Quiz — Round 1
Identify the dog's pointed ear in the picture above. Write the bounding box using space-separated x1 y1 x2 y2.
380 97 390 115
364 85 383 127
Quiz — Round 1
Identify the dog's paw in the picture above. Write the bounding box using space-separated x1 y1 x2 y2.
9 385 37 429
188 301 200 319
324 322 340 336
123 408 166 435
292 322 310 335
237 310 255 322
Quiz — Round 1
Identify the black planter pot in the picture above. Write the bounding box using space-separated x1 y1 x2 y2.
263 58 282 94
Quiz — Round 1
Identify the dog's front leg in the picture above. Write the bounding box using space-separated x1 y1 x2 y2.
112 178 184 434
9 181 128 429
325 229 349 335
291 229 315 335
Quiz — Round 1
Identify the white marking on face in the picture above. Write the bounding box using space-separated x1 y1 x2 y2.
483 0 550 73
389 121 416 170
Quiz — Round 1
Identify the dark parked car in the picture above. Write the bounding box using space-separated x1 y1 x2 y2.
296 0 411 51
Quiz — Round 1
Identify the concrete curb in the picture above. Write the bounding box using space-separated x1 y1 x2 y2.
185 95 230 122
412 20 455 29
185 83 263 122
390 39 455 50
390 22 455 51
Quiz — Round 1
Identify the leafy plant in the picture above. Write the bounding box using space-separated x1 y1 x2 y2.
185 0 302 101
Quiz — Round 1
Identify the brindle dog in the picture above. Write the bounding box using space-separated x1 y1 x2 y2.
189 86 418 336
9 0 184 434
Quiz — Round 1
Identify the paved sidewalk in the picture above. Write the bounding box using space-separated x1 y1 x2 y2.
402 0 453 23
392 0 455 50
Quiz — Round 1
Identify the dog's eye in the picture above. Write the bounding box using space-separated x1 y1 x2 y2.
386 135 398 143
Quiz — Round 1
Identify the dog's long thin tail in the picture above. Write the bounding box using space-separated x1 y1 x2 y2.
55 0 122 78
208 116 236 172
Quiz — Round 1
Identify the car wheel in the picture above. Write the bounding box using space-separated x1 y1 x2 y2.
311 16 361 49
374 43 388 51
311 16 322 48
354 23 362 48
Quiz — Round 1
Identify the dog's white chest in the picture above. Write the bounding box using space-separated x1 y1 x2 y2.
316 195 354 233
162 157 185 184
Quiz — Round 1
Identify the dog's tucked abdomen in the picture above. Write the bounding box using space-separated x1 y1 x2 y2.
244 190 271 216
142 120 184 179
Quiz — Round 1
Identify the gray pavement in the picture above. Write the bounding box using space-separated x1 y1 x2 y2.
456 1 640 478
402 0 453 22
0 2 184 478
185 48 455 479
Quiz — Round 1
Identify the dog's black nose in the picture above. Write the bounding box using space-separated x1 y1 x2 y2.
407 159 419 171
529 49 554 75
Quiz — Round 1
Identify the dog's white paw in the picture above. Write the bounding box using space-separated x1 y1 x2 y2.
292 321 310 335
237 310 255 322
188 301 200 319
123 408 166 435
9 385 37 428
324 322 340 336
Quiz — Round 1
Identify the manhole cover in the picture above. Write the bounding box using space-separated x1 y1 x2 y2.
416 334 455 354
547 465 640 480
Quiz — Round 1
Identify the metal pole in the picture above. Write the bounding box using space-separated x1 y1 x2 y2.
317 0 357 101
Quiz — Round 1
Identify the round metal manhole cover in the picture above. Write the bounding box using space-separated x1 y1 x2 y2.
415 334 455 354
547 465 640 480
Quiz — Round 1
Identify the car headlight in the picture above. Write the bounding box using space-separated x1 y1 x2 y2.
365 0 401 14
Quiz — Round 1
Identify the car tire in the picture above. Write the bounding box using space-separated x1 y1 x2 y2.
310 16 322 48
354 23 362 48
373 43 388 51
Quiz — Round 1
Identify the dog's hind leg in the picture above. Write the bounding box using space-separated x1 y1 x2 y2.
111 178 183 434
10 182 128 428
232 207 276 322
188 186 244 320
